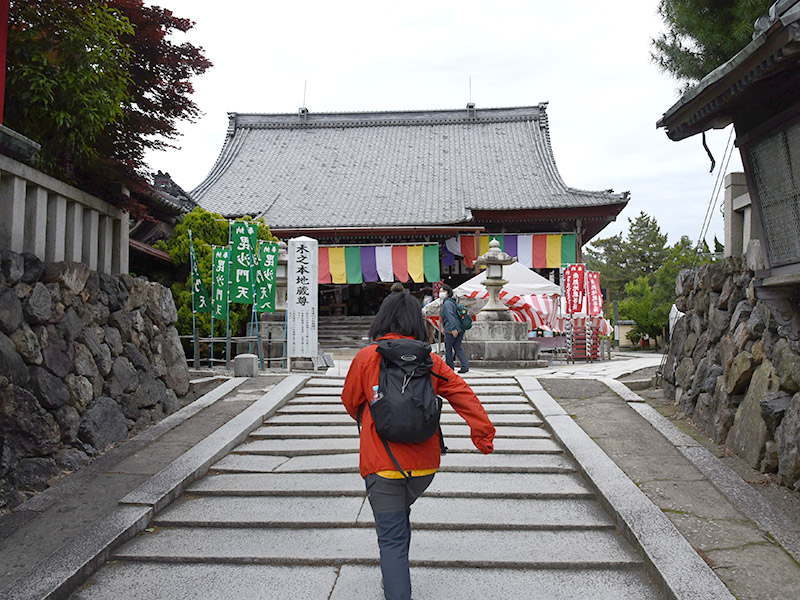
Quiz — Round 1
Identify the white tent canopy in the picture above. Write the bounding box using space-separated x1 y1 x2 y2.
454 261 562 298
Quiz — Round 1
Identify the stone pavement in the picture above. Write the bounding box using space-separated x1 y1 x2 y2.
2 350 795 599
69 375 671 599
0 375 286 597
550 377 800 600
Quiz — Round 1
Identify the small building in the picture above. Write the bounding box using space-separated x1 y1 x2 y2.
193 104 629 314
657 0 800 342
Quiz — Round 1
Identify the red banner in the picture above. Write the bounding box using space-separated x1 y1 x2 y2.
563 264 585 314
586 271 603 316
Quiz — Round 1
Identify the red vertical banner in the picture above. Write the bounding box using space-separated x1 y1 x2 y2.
586 271 603 316
460 235 477 268
563 264 585 314
532 235 547 268
391 245 408 282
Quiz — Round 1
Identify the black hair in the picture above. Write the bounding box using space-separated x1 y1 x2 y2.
390 282 405 293
369 289 427 341
441 284 453 297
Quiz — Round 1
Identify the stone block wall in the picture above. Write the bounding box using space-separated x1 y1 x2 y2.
0 249 190 511
663 245 800 491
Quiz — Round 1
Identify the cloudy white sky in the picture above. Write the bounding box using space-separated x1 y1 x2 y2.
145 0 743 249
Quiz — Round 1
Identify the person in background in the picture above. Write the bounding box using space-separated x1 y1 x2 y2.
439 284 469 373
341 288 495 600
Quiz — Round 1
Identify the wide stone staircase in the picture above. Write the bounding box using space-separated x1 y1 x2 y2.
318 315 373 350
71 376 662 599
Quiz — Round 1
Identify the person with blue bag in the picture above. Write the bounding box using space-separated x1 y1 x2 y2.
439 284 470 373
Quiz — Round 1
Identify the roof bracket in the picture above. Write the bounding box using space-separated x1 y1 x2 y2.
466 103 476 119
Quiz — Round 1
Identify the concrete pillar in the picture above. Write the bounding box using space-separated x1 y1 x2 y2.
98 215 113 274
82 209 99 270
24 184 48 260
112 214 128 275
724 172 748 257
46 194 67 263
0 174 26 253
65 201 84 262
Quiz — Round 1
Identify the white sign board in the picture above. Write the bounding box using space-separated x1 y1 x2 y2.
287 236 318 358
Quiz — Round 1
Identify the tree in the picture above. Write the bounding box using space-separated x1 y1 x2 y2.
620 277 668 346
157 208 278 340
5 1 211 214
652 235 703 308
6 2 134 173
584 212 668 303
652 0 773 86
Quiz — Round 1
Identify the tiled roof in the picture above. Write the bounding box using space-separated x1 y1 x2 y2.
192 105 628 227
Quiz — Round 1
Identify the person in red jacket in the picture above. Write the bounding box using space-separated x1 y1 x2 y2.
341 287 495 600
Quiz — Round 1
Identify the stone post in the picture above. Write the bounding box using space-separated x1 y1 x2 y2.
724 172 748 258
45 193 67 262
24 184 47 259
0 173 25 253
65 201 83 262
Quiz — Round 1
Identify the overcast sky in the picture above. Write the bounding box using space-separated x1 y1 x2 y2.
144 0 743 249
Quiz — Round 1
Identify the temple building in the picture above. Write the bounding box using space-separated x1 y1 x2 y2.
192 104 629 314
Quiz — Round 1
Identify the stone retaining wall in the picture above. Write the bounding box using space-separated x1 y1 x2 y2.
0 249 189 511
663 243 800 491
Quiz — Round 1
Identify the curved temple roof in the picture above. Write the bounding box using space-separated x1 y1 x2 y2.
192 105 628 228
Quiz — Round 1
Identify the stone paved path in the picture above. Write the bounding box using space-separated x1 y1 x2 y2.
71 376 662 599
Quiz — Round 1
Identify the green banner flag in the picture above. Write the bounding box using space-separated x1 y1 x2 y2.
255 242 279 313
344 246 362 284
212 246 230 320
423 244 440 282
189 236 212 314
230 221 258 304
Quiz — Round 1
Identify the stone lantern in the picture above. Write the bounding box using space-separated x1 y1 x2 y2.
474 239 515 321
460 238 545 367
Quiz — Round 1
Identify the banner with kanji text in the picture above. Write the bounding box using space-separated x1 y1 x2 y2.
586 271 603 316
211 246 230 320
563 263 585 315
255 241 279 313
230 221 258 304
189 237 211 314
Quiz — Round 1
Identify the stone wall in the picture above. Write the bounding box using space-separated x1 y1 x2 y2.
0 250 189 511
663 244 800 491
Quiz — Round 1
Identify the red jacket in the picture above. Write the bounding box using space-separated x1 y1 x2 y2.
341 334 495 478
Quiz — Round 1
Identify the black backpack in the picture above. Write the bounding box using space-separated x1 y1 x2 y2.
358 338 448 478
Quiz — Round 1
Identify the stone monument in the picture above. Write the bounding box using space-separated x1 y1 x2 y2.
461 240 546 367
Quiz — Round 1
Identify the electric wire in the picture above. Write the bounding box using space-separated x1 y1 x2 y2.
696 127 735 253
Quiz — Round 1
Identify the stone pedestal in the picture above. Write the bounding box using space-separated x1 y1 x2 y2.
461 321 546 368
234 353 258 377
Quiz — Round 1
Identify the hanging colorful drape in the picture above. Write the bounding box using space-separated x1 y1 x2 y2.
317 244 441 284
448 233 577 269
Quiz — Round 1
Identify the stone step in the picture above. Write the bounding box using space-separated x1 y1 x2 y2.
278 402 535 415
73 563 660 600
458 377 520 385
329 565 661 600
294 385 523 397
235 437 561 456
250 424 551 439
113 527 643 568
301 377 522 386
214 452 577 475
186 472 592 499
287 394 531 404
154 495 609 529
305 378 346 386
267 413 543 426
